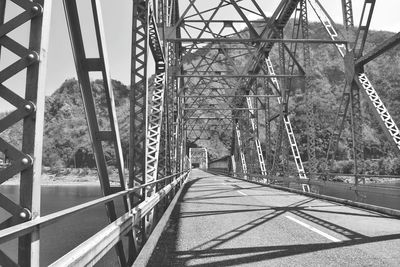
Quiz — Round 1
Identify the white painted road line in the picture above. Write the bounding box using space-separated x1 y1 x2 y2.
197 183 228 186
237 190 247 196
285 215 341 243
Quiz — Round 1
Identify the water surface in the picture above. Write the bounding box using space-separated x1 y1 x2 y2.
0 184 126 266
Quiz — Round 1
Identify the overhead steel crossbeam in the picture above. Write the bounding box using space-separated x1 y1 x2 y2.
243 0 302 74
356 32 400 67
0 0 51 265
167 38 348 44
230 0 302 176
171 0 277 159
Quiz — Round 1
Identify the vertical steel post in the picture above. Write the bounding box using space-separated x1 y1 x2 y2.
0 0 51 265
130 0 148 197
129 0 149 258
300 0 317 174
63 0 130 265
341 0 354 29
231 155 236 176
20 1 52 265
265 96 271 175
204 148 208 169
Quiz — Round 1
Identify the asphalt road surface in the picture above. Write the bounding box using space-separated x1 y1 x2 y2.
148 169 400 266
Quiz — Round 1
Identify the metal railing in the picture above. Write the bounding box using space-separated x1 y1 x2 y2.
208 168 400 217
0 170 190 265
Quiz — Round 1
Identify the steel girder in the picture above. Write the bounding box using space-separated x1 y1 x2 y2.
235 122 247 175
63 0 136 264
231 0 305 177
131 0 149 205
131 0 166 243
300 0 317 174
130 0 167 257
166 0 398 183
0 0 51 265
265 57 307 180
170 0 277 174
167 0 305 177
341 0 354 30
356 32 400 67
309 0 400 183
129 0 150 259
158 0 181 178
166 0 183 174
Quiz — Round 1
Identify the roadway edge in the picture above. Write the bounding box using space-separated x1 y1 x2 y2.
208 170 400 218
133 175 189 266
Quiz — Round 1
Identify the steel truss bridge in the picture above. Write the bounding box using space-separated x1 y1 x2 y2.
0 0 400 266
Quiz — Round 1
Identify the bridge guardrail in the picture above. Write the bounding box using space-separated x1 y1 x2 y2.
207 169 400 217
0 170 190 264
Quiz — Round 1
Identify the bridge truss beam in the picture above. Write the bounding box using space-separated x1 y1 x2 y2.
0 0 51 265
1 0 400 265
309 0 400 184
63 0 137 264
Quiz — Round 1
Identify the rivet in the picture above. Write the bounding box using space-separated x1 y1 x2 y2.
31 4 42 14
24 104 32 112
19 208 32 220
19 211 27 219
21 158 30 165
28 53 36 60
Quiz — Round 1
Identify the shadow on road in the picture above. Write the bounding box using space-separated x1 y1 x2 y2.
147 175 400 266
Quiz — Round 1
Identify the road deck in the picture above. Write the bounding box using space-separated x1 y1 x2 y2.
148 169 400 266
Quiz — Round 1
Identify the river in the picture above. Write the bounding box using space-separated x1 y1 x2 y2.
1 180 399 266
0 185 126 266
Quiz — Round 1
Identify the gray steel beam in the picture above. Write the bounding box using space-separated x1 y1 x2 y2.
0 0 51 265
167 38 347 44
356 32 400 67
63 0 129 265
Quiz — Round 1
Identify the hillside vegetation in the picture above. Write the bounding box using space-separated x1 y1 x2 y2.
1 21 399 175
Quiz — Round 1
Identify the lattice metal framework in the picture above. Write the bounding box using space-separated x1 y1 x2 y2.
62 0 139 264
189 147 208 169
0 0 51 265
1 0 400 265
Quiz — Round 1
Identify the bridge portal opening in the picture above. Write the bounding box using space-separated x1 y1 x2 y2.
189 148 208 169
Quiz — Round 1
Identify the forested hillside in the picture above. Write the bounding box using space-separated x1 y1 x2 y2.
1 79 130 169
1 21 399 174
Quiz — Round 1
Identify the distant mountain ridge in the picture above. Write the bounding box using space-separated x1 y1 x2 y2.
1 21 399 174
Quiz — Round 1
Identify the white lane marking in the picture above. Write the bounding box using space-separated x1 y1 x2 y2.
285 215 341 243
197 183 228 186
237 190 247 196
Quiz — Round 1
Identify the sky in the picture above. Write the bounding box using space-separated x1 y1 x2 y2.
1 0 400 112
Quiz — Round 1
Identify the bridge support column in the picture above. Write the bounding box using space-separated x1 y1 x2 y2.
0 0 52 265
